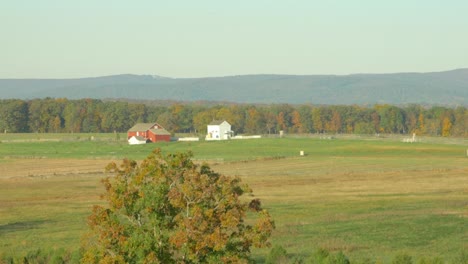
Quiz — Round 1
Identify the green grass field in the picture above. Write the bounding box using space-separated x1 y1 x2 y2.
0 134 466 262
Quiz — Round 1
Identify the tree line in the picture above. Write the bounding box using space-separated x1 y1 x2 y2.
0 98 466 137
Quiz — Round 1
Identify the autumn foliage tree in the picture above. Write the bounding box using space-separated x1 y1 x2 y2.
1 98 466 137
82 149 274 263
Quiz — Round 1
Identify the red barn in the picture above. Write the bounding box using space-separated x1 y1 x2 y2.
127 123 171 143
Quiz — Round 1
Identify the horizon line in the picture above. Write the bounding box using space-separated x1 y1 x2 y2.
1 68 467 80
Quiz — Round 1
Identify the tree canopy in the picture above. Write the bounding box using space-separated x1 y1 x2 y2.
0 98 466 137
82 149 274 263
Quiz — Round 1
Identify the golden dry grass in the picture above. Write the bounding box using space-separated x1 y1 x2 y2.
0 137 466 261
0 158 116 179
210 154 467 260
212 156 468 203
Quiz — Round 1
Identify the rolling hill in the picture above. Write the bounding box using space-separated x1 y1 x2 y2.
1 69 467 105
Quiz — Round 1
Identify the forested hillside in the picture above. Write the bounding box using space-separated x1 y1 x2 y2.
0 99 466 137
1 69 467 105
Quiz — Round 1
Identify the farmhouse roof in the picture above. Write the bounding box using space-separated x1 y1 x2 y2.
208 120 229 126
149 128 171 136
128 123 164 132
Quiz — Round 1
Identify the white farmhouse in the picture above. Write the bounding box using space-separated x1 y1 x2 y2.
206 120 232 140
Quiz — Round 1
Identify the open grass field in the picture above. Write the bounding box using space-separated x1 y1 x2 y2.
0 133 467 262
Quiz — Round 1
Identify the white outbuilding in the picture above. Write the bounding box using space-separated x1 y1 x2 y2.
206 120 232 140
128 135 148 145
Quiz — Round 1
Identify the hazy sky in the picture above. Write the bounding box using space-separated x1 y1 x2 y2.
2 1 468 78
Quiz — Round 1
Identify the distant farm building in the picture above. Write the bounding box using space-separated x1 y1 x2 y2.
128 136 148 145
206 120 233 140
127 123 171 144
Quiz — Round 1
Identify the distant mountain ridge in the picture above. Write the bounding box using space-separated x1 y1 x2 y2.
1 69 467 105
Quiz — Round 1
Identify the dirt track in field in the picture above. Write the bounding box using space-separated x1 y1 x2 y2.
0 158 117 179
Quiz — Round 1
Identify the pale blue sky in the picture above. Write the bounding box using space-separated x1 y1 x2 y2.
2 1 468 78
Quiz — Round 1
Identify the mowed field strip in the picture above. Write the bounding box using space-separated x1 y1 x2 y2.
0 135 466 261
0 159 115 179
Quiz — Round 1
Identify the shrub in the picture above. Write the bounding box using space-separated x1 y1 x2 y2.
23 249 47 263
0 256 14 264
326 251 350 264
0 249 81 264
69 250 82 264
417 256 444 264
290 256 305 264
305 249 351 264
306 248 330 264
392 253 413 264
265 245 289 264
352 257 374 264
452 250 468 264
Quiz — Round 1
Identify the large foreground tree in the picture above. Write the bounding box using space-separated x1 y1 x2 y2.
82 149 274 263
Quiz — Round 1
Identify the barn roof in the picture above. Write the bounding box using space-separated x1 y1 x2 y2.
128 122 165 132
208 120 229 126
149 128 171 135
128 123 154 132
